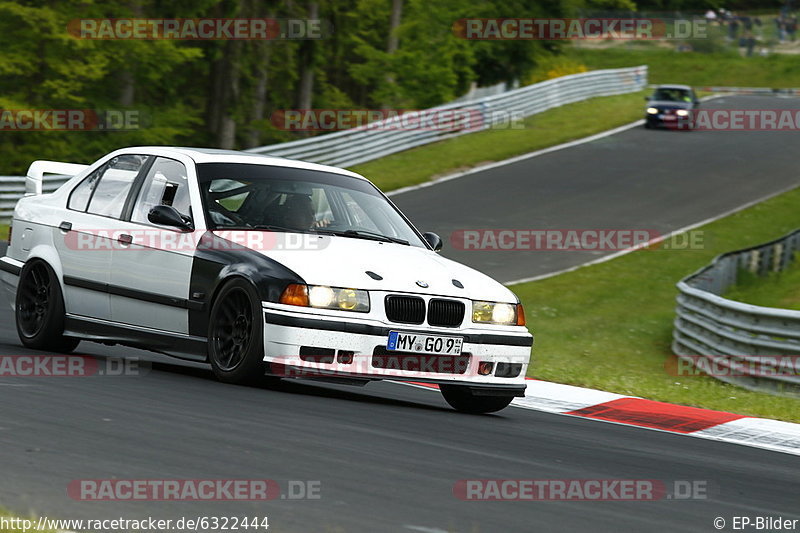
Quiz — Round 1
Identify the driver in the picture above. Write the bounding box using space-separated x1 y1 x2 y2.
281 194 332 230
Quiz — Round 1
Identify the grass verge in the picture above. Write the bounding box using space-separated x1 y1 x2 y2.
0 224 8 242
350 91 645 191
725 253 800 311
567 47 800 88
512 187 800 422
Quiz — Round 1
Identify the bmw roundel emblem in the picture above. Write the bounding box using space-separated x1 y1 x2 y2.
416 280 429 288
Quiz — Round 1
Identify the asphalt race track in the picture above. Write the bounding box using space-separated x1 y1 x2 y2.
393 95 800 282
1 95 799 532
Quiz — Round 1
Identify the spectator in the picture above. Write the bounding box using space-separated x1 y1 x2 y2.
753 17 764 38
788 15 798 41
776 15 787 42
744 31 756 56
728 15 740 41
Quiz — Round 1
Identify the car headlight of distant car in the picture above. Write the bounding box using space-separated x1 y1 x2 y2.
646 107 659 114
472 301 526 326
676 109 689 117
280 284 370 312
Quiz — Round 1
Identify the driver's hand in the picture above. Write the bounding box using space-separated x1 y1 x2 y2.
314 218 332 228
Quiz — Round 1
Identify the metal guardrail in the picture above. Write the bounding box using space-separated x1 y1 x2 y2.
0 66 648 223
673 229 800 397
246 66 648 167
0 175 70 222
695 86 800 95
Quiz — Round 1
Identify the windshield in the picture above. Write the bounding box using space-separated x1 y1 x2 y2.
651 88 693 102
196 163 427 248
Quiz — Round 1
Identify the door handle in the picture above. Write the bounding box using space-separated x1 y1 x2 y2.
118 234 133 245
59 221 72 232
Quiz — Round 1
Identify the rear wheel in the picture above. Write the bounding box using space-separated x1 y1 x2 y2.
440 385 515 414
15 260 80 353
207 278 269 385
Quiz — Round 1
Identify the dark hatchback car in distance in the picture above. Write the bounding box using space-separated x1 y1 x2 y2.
644 84 699 130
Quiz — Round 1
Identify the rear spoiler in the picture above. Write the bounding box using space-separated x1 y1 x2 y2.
25 160 90 196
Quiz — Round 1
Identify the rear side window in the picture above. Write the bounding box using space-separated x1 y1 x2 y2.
67 170 101 211
68 155 148 218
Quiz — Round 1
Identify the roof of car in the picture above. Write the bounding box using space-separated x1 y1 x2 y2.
654 84 693 91
117 146 367 181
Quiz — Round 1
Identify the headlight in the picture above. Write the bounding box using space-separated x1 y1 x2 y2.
281 284 370 312
472 301 525 326
646 107 659 114
676 109 689 117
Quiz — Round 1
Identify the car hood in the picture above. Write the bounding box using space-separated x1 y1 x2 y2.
647 100 693 110
223 231 517 302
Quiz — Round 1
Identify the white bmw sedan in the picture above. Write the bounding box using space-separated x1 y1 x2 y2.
0 147 532 413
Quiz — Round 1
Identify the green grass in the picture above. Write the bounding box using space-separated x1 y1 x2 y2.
725 253 800 311
512 187 800 422
350 91 646 191
567 47 800 88
0 225 8 242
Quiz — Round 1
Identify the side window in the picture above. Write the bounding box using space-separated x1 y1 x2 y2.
67 170 102 211
131 157 192 225
86 155 148 219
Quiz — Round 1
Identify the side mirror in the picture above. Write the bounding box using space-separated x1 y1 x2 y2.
422 232 443 252
148 205 193 231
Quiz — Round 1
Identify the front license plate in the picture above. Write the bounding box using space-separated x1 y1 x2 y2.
387 331 463 355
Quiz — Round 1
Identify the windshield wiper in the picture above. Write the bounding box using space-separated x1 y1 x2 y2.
213 224 314 234
253 224 315 233
315 229 409 245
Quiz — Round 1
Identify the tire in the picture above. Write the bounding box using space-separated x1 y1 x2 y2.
207 278 268 385
440 385 515 414
15 260 80 353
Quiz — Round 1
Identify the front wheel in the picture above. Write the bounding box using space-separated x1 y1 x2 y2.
15 260 80 353
207 278 270 385
440 385 515 414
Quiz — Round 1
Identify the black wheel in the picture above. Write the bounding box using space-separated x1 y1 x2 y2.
15 260 80 353
440 385 514 414
644 121 653 129
207 278 267 384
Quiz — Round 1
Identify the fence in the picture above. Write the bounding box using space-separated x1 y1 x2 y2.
0 65 647 222
247 66 647 167
672 229 800 397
